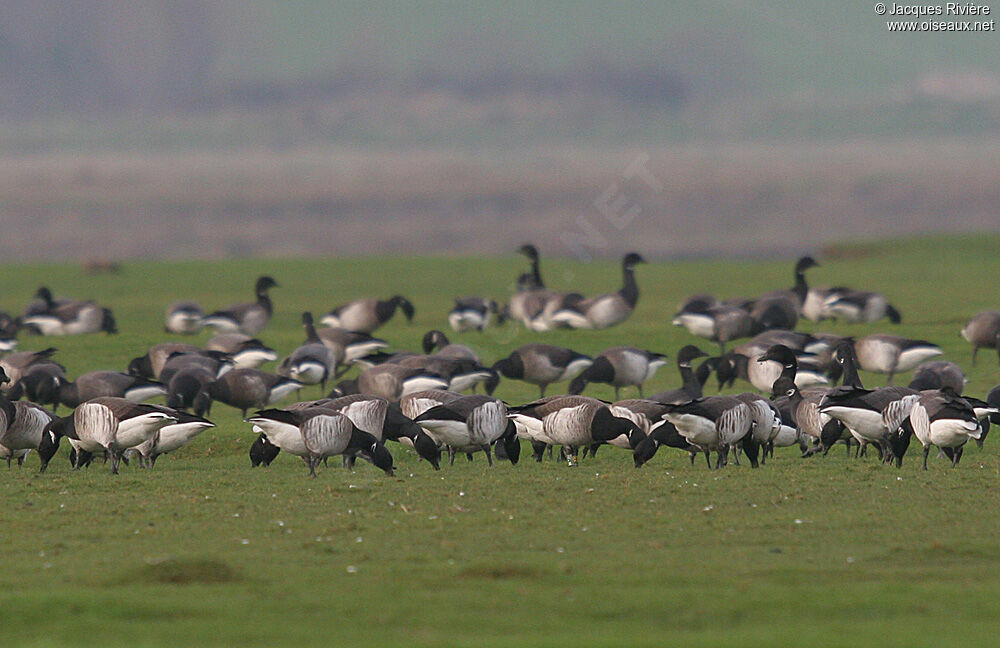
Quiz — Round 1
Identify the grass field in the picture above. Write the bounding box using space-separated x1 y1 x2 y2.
3 234 1000 647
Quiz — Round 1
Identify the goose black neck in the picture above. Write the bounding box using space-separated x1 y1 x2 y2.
839 346 864 388
257 292 273 316
529 257 544 288
620 263 639 308
792 269 809 304
679 364 703 399
303 316 320 343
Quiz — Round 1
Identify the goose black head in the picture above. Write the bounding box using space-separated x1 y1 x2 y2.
249 433 280 467
369 441 395 476
623 252 646 269
494 419 521 465
677 345 708 368
517 244 539 261
758 344 797 370
38 415 77 472
422 330 449 354
34 286 55 306
795 256 819 274
100 308 118 334
770 377 798 401
411 431 441 470
632 435 659 468
888 418 913 468
714 353 738 390
128 355 154 378
301 312 314 327
255 276 278 293
392 296 415 323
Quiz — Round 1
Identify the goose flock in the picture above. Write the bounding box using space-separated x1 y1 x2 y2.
1 247 999 478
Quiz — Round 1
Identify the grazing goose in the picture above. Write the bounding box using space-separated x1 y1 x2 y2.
202 275 278 335
247 407 394 477
414 395 519 466
6 361 67 409
584 398 681 463
852 335 942 384
0 370 56 467
449 297 501 332
22 298 117 336
204 334 277 369
672 302 757 353
961 311 1000 366
0 348 64 390
486 343 593 397
127 411 215 467
389 354 494 394
165 365 215 416
769 377 840 453
56 371 166 410
890 389 981 469
277 313 337 392
336 364 450 402
819 384 917 462
157 351 233 386
648 349 715 405
208 369 302 417
127 343 204 379
422 330 479 363
0 311 20 351
312 397 436 471
41 398 177 473
907 361 967 393
321 296 414 334
748 344 830 393
550 253 646 330
312 326 388 369
662 396 756 469
164 301 204 335
567 346 667 399
512 395 645 466
823 289 901 324
399 389 465 421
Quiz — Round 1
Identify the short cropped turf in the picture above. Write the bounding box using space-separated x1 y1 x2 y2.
2 234 1000 647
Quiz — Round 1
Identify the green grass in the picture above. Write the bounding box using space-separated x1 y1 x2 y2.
3 234 1000 647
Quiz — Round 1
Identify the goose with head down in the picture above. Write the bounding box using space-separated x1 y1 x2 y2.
322 296 414 334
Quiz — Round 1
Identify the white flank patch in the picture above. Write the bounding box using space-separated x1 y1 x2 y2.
344 342 388 362
116 412 176 448
672 313 716 339
820 406 885 441
266 381 303 404
124 385 168 403
400 376 450 396
929 418 981 446
290 362 327 385
895 347 943 372
233 349 278 368
247 418 307 456
665 413 718 447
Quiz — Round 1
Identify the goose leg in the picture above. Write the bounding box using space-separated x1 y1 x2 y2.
566 446 578 467
308 456 320 477
952 446 963 467
703 449 711 469
465 453 474 462
614 387 620 401
539 384 547 398
922 445 930 470
971 346 979 367
448 446 456 466
109 450 121 475
482 444 493 467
